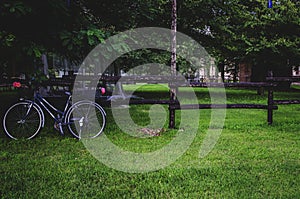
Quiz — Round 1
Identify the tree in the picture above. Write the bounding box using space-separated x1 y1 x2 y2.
172 0 300 82
0 0 110 76
216 1 298 79
1 0 299 82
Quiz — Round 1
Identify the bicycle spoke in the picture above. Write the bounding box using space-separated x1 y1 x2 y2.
3 102 42 139
66 101 106 139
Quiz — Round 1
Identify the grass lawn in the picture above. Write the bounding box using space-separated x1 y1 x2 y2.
0 85 299 198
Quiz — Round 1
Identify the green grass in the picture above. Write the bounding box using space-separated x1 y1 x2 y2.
291 83 300 90
0 86 299 198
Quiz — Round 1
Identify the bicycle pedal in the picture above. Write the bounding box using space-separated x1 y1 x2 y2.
54 122 60 131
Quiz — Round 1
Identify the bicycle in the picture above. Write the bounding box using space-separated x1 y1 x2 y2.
2 88 106 140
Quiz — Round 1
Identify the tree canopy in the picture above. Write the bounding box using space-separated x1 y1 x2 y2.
0 0 111 75
0 0 299 78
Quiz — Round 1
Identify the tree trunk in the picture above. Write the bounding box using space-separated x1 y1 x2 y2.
169 0 177 128
218 61 225 82
42 54 49 77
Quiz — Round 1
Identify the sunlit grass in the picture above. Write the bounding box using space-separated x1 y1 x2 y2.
0 87 299 198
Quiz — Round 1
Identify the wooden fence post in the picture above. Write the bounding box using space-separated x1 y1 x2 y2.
267 85 274 125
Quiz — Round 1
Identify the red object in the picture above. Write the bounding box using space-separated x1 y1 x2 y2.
13 81 21 88
101 87 106 95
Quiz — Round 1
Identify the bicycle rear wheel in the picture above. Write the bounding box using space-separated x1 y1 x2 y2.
66 101 106 139
3 102 43 140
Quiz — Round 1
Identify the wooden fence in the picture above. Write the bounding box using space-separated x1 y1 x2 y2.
7 75 300 127
267 76 300 105
129 81 278 126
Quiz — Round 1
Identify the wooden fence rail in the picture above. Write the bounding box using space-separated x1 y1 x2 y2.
6 75 299 127
267 76 300 106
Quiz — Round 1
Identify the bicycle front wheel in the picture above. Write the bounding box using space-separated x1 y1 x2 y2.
3 102 43 140
66 101 106 139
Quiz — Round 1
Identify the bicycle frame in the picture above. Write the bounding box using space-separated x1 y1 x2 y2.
33 92 72 123
22 91 72 134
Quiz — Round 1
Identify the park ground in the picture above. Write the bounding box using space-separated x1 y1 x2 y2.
0 85 299 198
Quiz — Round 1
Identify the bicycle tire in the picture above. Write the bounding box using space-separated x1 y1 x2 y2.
3 102 43 140
65 101 106 139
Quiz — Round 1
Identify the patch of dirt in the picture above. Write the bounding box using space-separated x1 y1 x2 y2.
138 128 165 137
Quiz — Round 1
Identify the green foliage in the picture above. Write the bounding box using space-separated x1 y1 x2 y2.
0 32 16 47
23 43 45 58
0 0 115 74
29 70 49 85
59 28 108 54
0 0 299 76
1 1 32 17
177 0 300 69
